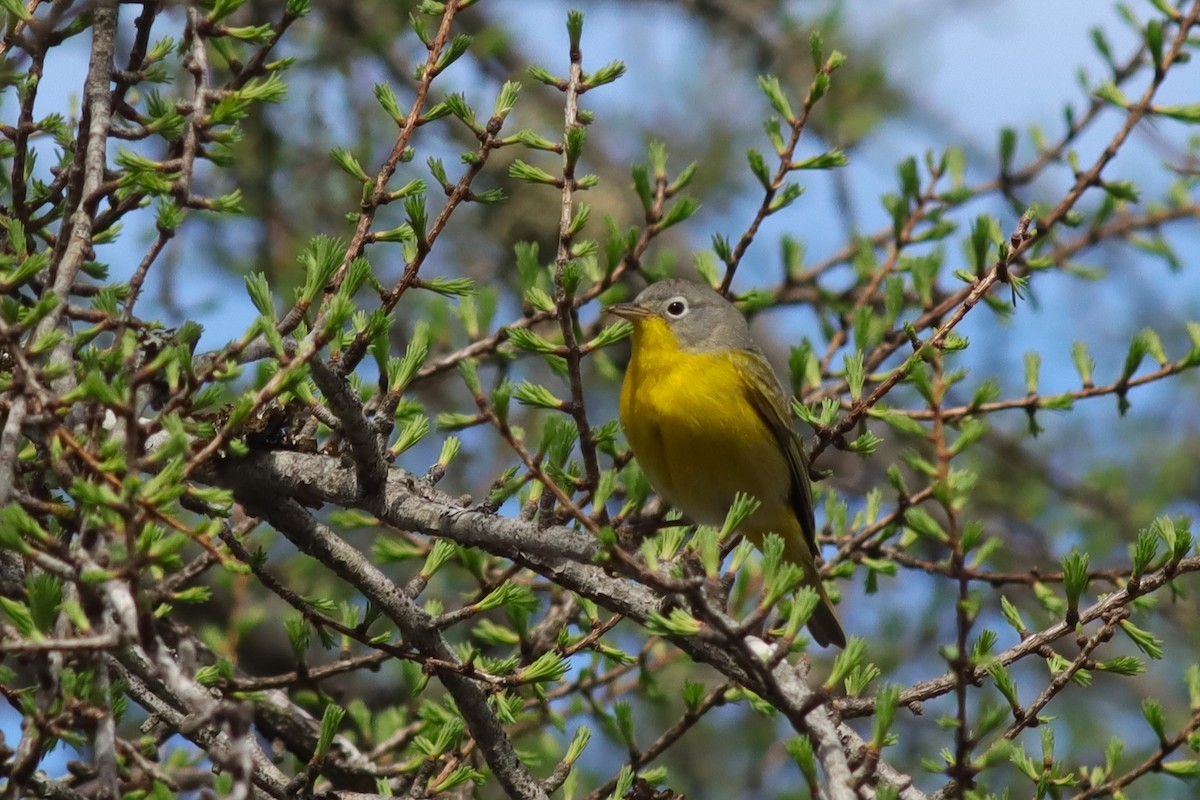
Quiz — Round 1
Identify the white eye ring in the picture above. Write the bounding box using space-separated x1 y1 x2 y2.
664 296 689 318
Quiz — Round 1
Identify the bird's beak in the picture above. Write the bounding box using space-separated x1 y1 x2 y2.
604 302 651 321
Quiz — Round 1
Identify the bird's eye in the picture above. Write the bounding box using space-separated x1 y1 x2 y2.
665 298 688 318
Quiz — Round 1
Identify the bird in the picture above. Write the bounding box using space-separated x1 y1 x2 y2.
607 278 846 648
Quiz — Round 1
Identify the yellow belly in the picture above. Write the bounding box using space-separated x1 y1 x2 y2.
618 315 846 647
619 319 793 535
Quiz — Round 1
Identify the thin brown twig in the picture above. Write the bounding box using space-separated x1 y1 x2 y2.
584 682 733 800
552 27 602 493
1070 708 1200 799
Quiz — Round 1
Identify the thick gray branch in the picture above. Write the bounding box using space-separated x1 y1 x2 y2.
239 494 549 800
38 0 118 396
207 451 927 798
309 357 387 494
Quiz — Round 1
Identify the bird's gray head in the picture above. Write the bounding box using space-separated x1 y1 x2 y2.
606 279 757 353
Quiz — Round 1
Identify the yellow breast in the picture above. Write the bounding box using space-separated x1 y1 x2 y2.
619 318 794 532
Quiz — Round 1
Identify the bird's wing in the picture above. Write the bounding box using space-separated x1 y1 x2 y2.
733 350 818 553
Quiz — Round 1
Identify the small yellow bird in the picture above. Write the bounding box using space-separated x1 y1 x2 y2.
608 279 846 648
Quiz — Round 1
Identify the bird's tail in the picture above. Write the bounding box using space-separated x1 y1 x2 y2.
806 589 846 649
783 535 847 649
